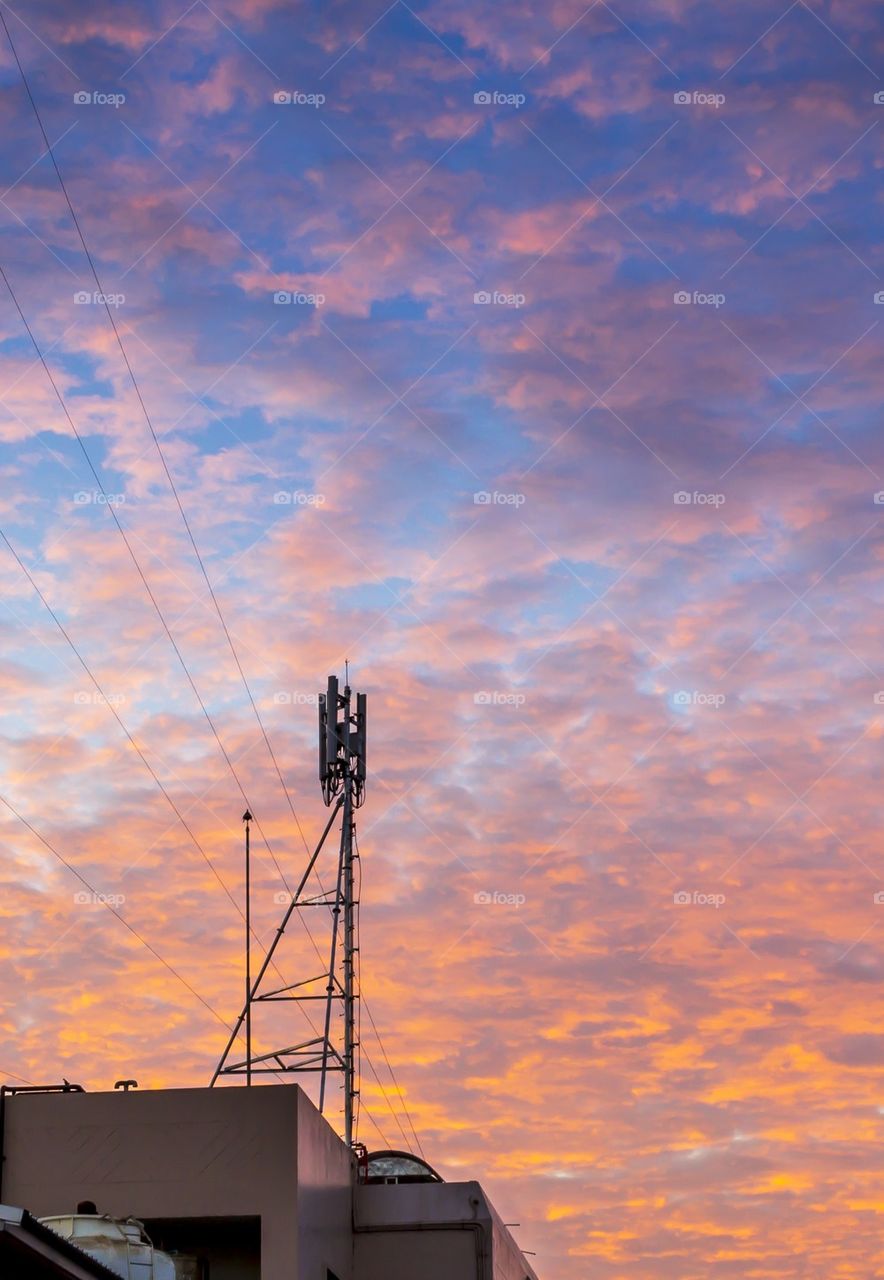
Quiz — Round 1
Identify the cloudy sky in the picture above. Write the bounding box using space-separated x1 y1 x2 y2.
1 0 884 1275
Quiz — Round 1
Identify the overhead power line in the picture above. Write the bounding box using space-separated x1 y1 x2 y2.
0 534 411 1143
0 9 313 868
0 14 347 1070
0 15 424 1157
0 527 253 930
354 830 424 1156
0 791 233 1031
0 257 294 895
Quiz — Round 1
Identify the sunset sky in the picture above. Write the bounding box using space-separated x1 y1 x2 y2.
1 1 884 1276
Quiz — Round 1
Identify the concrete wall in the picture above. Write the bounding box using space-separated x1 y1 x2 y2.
355 1183 484 1280
353 1181 537 1280
355 1229 479 1279
0 1084 351 1280
490 1202 539 1280
1 1085 538 1280
295 1090 353 1280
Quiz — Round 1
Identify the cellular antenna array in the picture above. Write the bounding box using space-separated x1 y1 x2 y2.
211 675 367 1146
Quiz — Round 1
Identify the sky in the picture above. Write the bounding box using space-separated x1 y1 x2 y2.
0 0 883 1276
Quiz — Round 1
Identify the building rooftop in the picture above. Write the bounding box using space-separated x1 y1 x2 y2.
0 1081 540 1280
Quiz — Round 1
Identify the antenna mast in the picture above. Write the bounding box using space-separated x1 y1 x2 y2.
211 675 367 1145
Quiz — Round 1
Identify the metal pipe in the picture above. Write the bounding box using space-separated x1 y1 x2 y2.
319 781 349 1116
244 810 252 1087
210 796 343 1085
343 777 356 1145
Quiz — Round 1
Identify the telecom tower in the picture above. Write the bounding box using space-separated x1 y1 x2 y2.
211 675 367 1146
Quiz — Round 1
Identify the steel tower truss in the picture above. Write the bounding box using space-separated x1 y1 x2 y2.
211 675 366 1145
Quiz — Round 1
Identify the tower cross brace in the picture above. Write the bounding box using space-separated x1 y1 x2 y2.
211 675 366 1146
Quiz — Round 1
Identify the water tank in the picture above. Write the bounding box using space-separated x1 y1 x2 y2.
39 1214 194 1280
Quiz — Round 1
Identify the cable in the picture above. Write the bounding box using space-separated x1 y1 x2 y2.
0 260 292 900
1 3 339 977
0 260 325 1062
361 1052 416 1154
0 529 259 947
0 1068 37 1086
0 10 313 875
2 23 422 1147
0 524 323 1034
2 503 337 1096
0 791 233 1032
4 538 402 1134
359 1101 392 1151
360 999 425 1159
0 152 332 1131
354 827 426 1158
